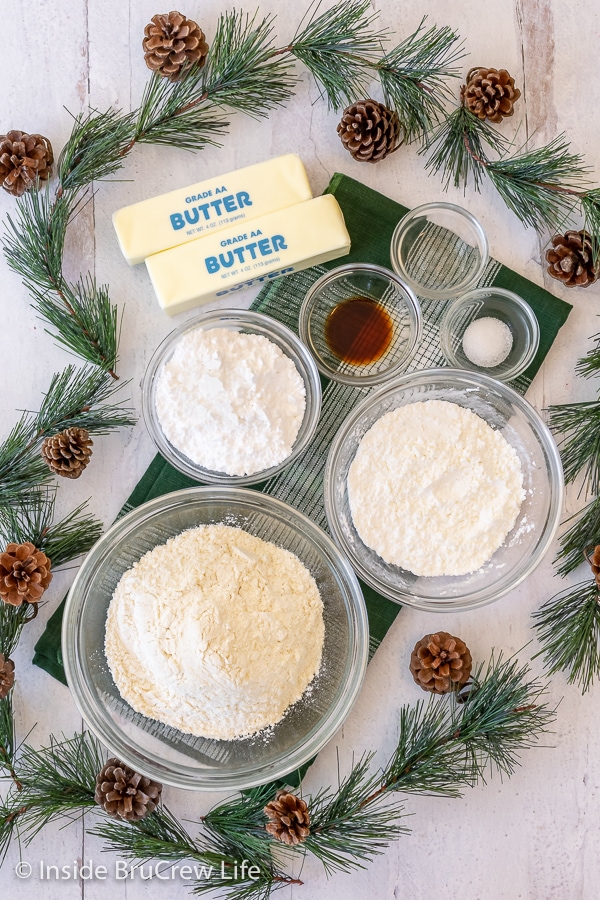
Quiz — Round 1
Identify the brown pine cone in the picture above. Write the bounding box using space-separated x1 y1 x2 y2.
586 545 600 587
41 427 93 479
264 790 310 845
0 131 53 197
337 99 402 163
410 632 472 694
0 542 52 607
0 654 15 700
143 11 209 81
462 67 521 123
545 231 597 288
95 758 162 821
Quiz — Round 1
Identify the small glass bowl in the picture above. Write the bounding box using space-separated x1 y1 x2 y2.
62 487 368 790
324 368 564 613
298 263 422 386
142 309 322 485
439 287 540 382
390 202 489 300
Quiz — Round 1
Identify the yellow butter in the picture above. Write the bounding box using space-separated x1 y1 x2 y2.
145 195 351 316
112 154 312 266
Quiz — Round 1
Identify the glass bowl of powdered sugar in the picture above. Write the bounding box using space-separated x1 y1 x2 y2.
62 486 368 791
324 368 564 613
142 309 322 485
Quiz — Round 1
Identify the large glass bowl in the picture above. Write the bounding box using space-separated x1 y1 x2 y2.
142 309 322 486
63 487 368 791
324 369 564 612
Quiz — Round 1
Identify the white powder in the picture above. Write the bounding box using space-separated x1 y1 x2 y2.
462 317 513 367
347 400 525 577
105 525 324 740
155 328 306 476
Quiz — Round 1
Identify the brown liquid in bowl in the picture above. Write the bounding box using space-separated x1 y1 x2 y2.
324 296 393 365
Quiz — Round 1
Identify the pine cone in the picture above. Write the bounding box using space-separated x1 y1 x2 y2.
586 545 600 587
545 231 597 288
41 427 93 479
337 99 402 163
0 131 53 197
0 654 15 700
410 632 472 694
264 790 310 845
143 11 209 81
95 758 162 821
0 542 52 607
462 67 521 123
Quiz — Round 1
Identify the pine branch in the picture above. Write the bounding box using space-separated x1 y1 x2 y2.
304 755 407 875
201 10 297 116
57 107 136 191
3 186 120 375
575 328 600 379
0 365 135 507
0 603 36 660
290 0 388 109
202 784 279 869
378 19 464 143
547 400 600 495
423 103 509 190
485 135 588 232
92 805 299 900
581 190 600 266
0 695 16 775
533 581 600 693
31 275 120 371
0 732 103 847
134 70 231 151
554 496 600 576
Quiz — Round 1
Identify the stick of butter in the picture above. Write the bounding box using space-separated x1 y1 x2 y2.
145 195 351 316
112 154 312 265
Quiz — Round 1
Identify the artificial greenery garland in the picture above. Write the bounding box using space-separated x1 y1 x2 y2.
0 0 594 891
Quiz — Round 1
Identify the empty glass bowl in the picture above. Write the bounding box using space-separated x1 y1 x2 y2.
390 202 489 300
142 309 322 485
62 487 368 790
439 287 540 382
324 368 563 612
298 263 422 386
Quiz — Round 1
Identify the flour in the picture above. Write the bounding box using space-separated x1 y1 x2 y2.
105 525 324 740
347 400 525 577
155 327 306 476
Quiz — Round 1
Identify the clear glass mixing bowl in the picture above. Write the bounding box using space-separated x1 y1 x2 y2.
63 487 368 790
142 309 322 485
324 368 564 612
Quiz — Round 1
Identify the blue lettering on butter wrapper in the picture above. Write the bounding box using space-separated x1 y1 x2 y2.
204 234 288 273
170 191 252 232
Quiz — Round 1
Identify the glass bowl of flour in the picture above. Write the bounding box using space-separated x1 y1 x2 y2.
62 487 368 790
324 368 564 612
142 309 322 485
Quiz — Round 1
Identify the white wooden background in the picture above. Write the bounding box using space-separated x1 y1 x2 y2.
2 0 600 897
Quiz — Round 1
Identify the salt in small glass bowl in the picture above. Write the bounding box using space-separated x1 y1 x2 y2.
439 287 540 382
390 202 489 300
142 309 322 486
298 263 422 387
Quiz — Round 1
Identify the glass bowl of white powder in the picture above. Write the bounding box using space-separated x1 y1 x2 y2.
142 309 322 485
62 487 368 791
324 368 564 612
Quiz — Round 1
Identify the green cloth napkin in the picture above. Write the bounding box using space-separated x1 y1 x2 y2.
33 173 572 684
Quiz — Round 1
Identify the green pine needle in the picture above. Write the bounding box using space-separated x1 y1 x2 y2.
424 104 509 190
486 135 588 232
291 0 388 109
379 19 464 143
580 190 600 267
533 581 600 693
547 400 600 495
201 10 297 116
554 497 600 576
0 602 37 660
576 329 600 379
57 107 136 190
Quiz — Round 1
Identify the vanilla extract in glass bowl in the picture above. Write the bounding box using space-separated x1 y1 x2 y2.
299 263 422 386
